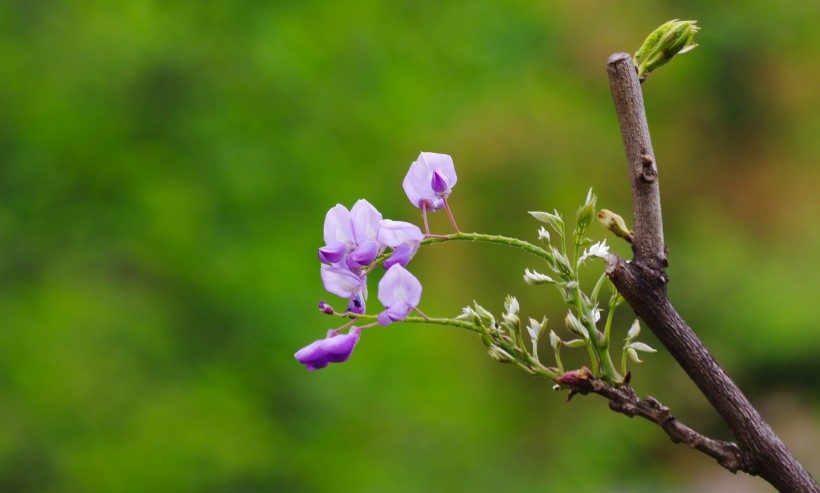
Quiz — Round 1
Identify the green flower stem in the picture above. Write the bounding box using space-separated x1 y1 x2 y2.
569 283 622 384
597 343 621 383
603 303 616 348
351 313 481 333
421 232 553 263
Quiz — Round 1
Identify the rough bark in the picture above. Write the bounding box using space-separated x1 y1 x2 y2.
604 52 818 492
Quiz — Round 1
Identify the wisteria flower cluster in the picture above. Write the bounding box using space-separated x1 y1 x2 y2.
295 151 655 384
295 152 458 371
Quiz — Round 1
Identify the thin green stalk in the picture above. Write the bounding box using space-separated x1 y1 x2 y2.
422 232 553 263
350 313 481 333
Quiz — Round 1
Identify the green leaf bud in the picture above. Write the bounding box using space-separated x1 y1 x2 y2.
575 189 597 237
634 19 700 79
529 209 565 235
597 209 633 243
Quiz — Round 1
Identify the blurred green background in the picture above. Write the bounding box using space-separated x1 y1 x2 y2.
1 1 819 492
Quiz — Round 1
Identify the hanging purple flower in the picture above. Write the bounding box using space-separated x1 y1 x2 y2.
402 152 458 211
294 327 362 371
377 219 424 268
377 264 422 326
319 200 385 269
320 265 368 314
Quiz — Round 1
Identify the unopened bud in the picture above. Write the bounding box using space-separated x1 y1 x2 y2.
556 367 593 386
597 209 633 243
634 19 699 79
318 300 335 315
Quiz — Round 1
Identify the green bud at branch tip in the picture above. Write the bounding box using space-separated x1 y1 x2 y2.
634 19 700 80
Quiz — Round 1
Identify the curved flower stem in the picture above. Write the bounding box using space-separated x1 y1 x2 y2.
421 232 553 263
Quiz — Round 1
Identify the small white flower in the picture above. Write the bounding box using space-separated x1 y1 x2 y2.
537 226 551 242
527 318 543 342
523 268 555 285
579 240 610 263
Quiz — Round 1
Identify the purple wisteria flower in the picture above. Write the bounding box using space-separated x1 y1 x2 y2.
403 152 457 211
294 326 362 371
320 265 368 314
318 199 385 269
377 219 424 269
377 264 422 326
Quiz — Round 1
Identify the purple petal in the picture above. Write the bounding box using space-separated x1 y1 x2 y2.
378 303 413 326
350 199 383 246
347 292 366 314
346 241 380 269
431 169 450 194
294 328 362 371
318 242 347 264
377 219 423 248
323 204 355 248
383 242 419 269
320 265 364 298
421 152 457 189
294 338 327 362
322 327 361 362
378 264 422 309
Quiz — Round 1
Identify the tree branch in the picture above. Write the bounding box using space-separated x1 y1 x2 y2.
570 378 743 472
606 52 818 492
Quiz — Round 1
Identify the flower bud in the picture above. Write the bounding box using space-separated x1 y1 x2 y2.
634 19 699 79
556 368 593 386
597 209 633 242
318 300 335 315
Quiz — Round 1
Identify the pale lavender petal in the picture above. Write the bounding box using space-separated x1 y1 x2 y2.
320 265 364 298
383 242 419 269
377 220 424 248
323 204 355 249
350 199 383 246
422 152 457 189
378 264 422 309
318 242 347 264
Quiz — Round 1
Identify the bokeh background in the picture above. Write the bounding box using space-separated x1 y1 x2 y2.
1 1 819 492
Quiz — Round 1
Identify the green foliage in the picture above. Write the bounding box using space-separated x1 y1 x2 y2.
1 2 819 492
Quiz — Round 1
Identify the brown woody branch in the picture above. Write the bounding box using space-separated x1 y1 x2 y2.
605 52 818 492
570 378 743 472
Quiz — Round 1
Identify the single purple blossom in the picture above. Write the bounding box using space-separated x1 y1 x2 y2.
402 152 457 211
377 264 422 326
294 327 362 371
319 200 385 268
320 264 368 314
